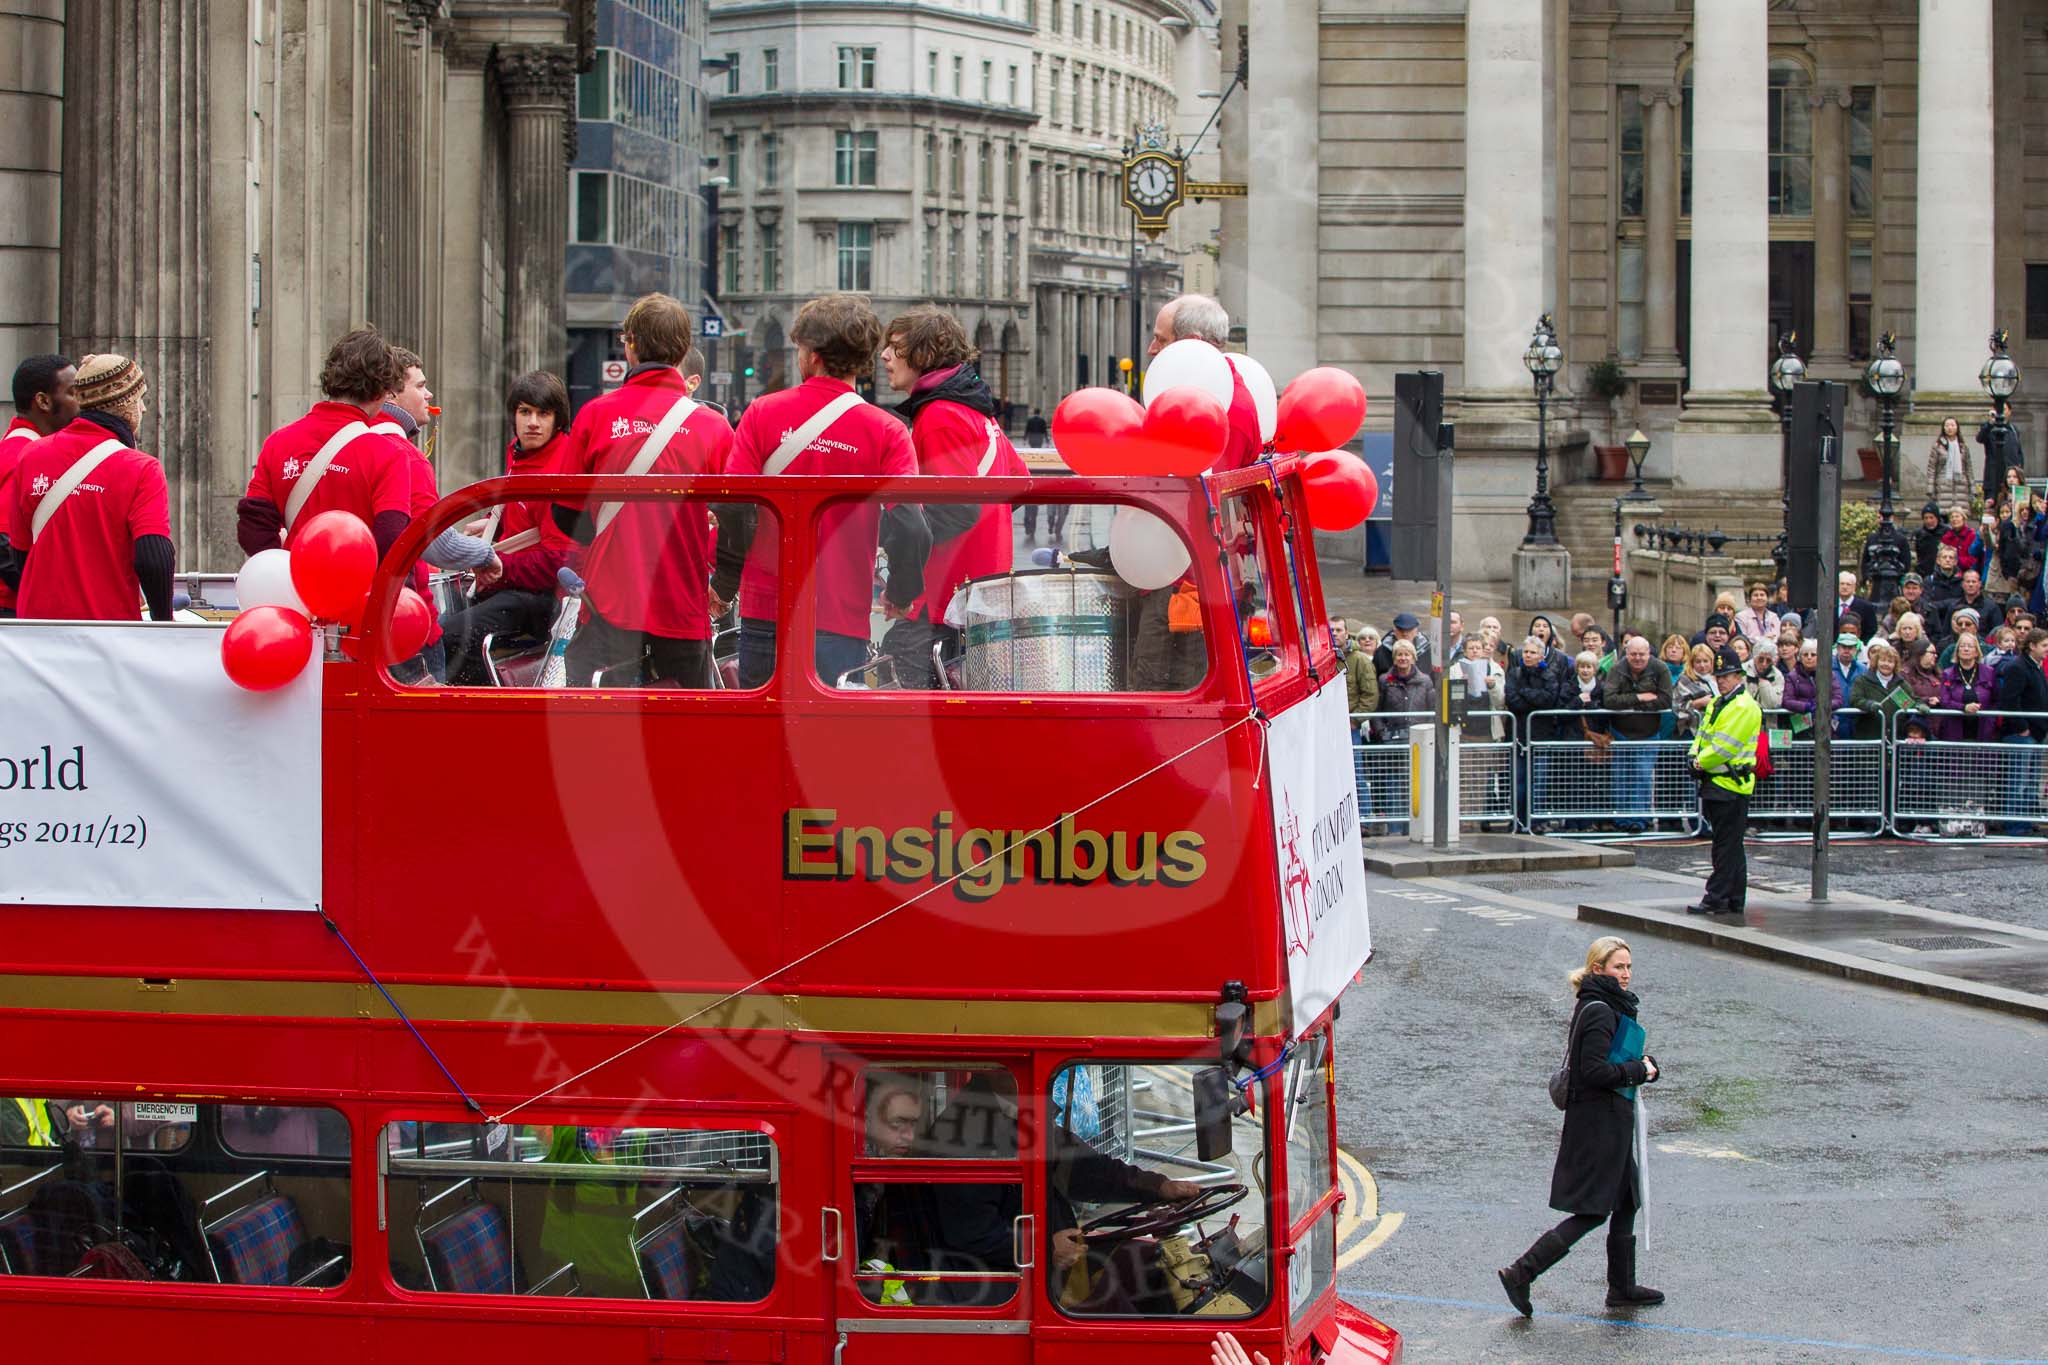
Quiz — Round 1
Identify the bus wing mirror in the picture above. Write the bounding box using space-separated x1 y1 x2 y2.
1214 997 1250 1070
1193 1066 1238 1162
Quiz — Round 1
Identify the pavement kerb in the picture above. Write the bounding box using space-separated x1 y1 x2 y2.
1578 900 2048 1025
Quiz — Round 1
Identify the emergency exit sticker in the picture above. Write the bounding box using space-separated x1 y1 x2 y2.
131 1101 198 1124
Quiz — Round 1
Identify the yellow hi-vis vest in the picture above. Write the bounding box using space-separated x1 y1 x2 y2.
1690 687 1762 796
9 1098 55 1147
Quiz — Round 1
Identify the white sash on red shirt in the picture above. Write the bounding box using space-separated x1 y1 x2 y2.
283 420 375 531
763 391 864 475
591 388 702 539
28 439 126 543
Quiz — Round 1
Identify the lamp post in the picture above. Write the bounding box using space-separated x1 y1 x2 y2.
1980 328 2023 498
1623 427 1652 501
1861 332 1909 603
1521 313 1562 545
1769 333 1805 585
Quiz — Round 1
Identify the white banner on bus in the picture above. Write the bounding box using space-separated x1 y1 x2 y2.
0 622 321 910
1269 673 1372 1037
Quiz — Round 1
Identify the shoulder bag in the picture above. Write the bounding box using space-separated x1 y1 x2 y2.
1548 1001 1588 1110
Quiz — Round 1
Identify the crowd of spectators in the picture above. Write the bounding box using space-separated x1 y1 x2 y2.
1334 560 2048 836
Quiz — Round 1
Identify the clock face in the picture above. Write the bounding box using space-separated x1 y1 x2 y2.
1125 154 1179 212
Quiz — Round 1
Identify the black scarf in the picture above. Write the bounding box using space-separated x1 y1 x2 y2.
1578 969 1639 1018
80 409 136 447
895 362 999 425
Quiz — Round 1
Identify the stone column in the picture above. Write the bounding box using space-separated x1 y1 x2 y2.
1672 0 1779 485
1810 87 1851 370
1913 0 1994 400
1463 0 1548 396
1640 87 1681 367
60 0 214 566
1244 0 1317 383
496 45 575 378
0 1 62 424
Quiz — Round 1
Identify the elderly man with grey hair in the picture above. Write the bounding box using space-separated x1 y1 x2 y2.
1146 293 1263 471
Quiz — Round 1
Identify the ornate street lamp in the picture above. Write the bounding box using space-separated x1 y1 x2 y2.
1521 313 1563 545
1769 333 1805 584
1861 332 1909 603
1980 328 2022 496
1623 427 1652 501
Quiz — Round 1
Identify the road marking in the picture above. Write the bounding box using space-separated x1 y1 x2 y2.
1335 1146 1403 1268
1656 1138 1760 1162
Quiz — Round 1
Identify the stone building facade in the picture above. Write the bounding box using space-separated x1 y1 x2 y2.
1220 0 2044 585
0 0 591 573
706 0 1210 418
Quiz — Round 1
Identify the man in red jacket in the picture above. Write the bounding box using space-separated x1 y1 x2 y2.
717 293 930 689
238 327 417 559
0 355 80 617
1147 293 1263 472
442 370 579 684
3 354 174 621
550 293 733 688
881 306 1026 687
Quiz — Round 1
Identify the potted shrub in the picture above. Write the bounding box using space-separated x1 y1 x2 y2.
1585 357 1631 480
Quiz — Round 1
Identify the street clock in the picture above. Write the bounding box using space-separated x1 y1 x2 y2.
1122 149 1184 235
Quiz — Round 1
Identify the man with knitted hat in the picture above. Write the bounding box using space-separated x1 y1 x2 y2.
2 353 175 621
0 354 80 617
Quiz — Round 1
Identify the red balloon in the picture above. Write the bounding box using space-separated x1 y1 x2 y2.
1127 387 1229 476
1052 387 1145 474
289 511 377 622
1275 367 1369 454
1301 451 1377 531
340 587 432 666
221 605 315 692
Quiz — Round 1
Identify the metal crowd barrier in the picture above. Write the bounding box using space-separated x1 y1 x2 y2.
1346 702 2048 842
1524 710 1700 837
1891 709 2048 841
1747 708 1886 839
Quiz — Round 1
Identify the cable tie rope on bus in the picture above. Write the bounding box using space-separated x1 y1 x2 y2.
320 911 486 1117
487 712 1261 1125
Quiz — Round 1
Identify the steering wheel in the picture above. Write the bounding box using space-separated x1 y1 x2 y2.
1078 1182 1248 1246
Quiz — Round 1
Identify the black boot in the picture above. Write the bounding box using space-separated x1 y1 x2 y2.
1605 1234 1665 1307
1498 1229 1570 1318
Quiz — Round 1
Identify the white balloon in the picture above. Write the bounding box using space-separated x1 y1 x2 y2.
236 548 306 616
1142 338 1236 413
1108 506 1192 591
1226 353 1278 443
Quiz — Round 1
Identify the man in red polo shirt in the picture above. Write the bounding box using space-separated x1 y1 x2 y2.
3 354 174 621
237 327 416 559
0 354 80 617
549 293 733 688
881 306 1026 688
1147 293 1263 473
717 293 929 689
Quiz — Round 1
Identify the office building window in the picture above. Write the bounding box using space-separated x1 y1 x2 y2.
1072 73 1082 127
724 51 739 94
950 136 964 195
978 141 993 201
1049 64 1062 122
953 54 964 97
761 225 781 293
925 132 939 189
982 60 993 102
924 225 938 294
1052 1 1061 33
578 50 610 120
1616 87 1643 218
949 224 964 294
928 50 939 92
610 50 684 143
574 170 609 244
761 132 779 189
835 130 878 187
1093 7 1101 44
1007 229 1020 296
762 48 779 92
1849 86 1875 219
979 227 993 297
722 230 741 293
1616 240 1644 361
724 133 740 190
1006 144 1018 203
1092 77 1102 132
838 46 876 90
1850 244 1874 355
1073 4 1083 39
838 222 874 292
1009 65 1020 106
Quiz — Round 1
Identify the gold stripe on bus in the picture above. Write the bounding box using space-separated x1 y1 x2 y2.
0 974 1284 1040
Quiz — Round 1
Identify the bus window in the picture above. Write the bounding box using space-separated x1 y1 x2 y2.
392 494 775 692
813 498 1208 694
1042 1061 1268 1320
382 1120 777 1302
1273 477 1333 665
1219 492 1291 685
1284 1031 1337 1323
852 1066 1023 1310
0 1100 350 1288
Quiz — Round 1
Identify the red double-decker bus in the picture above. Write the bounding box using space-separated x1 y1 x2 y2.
0 458 1396 1362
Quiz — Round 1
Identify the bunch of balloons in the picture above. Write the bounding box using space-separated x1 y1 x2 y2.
223 511 429 691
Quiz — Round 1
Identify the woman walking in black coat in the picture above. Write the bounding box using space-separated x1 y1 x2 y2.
1498 935 1663 1317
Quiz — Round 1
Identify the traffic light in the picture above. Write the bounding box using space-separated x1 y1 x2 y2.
1117 357 1133 372
743 365 755 378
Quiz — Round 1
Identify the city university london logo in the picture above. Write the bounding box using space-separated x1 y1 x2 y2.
29 473 49 497
610 417 633 440
1276 793 1314 955
282 456 303 480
